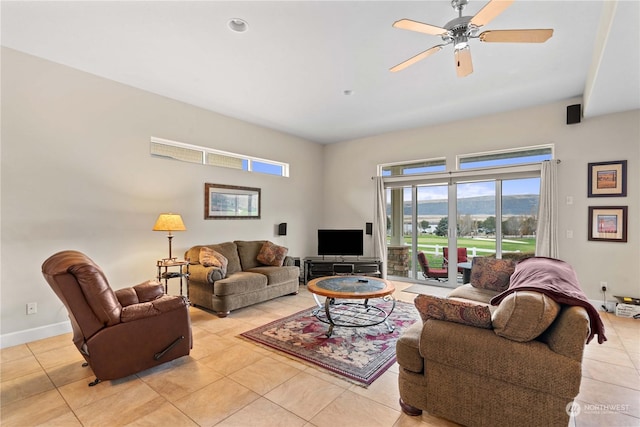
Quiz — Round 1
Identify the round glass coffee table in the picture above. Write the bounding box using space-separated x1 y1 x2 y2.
306 276 396 337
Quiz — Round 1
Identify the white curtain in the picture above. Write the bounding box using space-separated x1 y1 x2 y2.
535 160 559 258
373 177 387 278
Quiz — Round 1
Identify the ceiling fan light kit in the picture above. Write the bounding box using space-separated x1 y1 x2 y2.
391 0 553 77
455 47 473 77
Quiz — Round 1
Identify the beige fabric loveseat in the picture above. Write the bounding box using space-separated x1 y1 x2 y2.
396 256 602 427
185 240 299 317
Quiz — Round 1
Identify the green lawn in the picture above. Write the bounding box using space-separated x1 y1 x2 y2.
399 235 535 267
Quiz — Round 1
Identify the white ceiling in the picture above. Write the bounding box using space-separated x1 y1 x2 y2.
2 1 639 144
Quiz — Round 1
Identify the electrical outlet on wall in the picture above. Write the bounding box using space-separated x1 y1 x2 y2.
600 282 608 292
26 302 37 315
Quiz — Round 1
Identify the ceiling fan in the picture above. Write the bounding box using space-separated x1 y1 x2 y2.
390 0 553 77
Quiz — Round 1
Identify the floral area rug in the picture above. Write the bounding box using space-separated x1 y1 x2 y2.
240 299 419 386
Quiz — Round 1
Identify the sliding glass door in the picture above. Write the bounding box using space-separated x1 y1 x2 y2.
387 177 540 286
414 185 449 282
456 181 496 279
501 177 540 258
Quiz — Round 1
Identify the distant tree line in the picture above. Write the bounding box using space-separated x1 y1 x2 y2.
426 215 537 237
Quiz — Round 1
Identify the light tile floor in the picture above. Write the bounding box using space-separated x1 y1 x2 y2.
1 282 638 426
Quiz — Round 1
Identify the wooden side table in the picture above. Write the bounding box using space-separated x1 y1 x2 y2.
156 259 189 299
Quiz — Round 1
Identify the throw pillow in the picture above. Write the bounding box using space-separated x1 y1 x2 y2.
470 257 516 292
199 247 229 277
492 291 561 342
256 241 288 267
414 294 492 329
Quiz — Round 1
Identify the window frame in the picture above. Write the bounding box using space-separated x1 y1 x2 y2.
456 144 554 171
378 145 555 284
150 136 289 177
379 157 446 177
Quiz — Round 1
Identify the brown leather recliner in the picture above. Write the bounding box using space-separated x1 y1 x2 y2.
42 250 192 386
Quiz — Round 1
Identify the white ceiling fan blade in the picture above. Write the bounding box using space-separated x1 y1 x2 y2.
479 29 553 43
392 19 448 36
455 48 473 78
390 46 443 72
470 0 514 28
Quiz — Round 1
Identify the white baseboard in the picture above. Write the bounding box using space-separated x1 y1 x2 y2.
0 321 72 349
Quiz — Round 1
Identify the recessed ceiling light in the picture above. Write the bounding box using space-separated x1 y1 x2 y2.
228 18 248 33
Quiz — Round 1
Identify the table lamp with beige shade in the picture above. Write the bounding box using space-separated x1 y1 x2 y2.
153 213 186 261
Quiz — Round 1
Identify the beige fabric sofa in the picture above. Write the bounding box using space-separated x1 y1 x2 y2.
396 259 592 427
185 240 299 317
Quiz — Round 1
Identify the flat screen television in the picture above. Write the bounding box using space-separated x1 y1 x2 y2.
317 229 363 256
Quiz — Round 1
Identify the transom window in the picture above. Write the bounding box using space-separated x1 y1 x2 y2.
380 158 446 176
150 137 289 177
458 145 553 170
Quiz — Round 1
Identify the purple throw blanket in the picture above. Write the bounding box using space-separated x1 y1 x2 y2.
490 257 606 344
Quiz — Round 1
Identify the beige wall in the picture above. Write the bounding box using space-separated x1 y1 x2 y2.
323 102 639 302
2 46 639 346
1 48 324 344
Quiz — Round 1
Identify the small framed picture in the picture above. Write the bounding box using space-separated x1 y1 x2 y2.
588 206 628 242
588 160 627 197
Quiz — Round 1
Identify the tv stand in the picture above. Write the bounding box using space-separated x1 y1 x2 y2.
303 257 382 284
319 255 363 262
